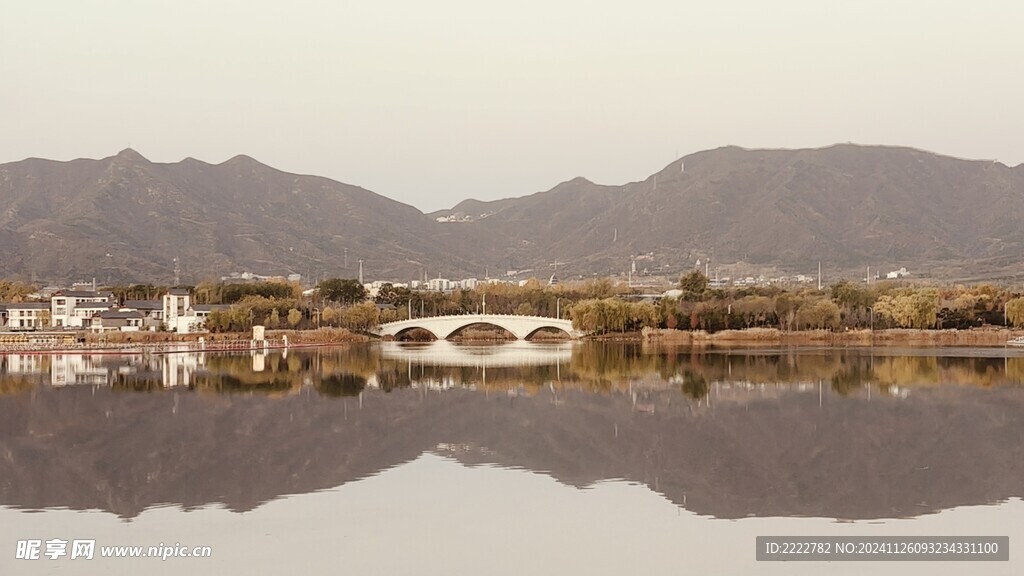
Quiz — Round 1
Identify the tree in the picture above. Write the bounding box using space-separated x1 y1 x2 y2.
321 306 337 326
340 301 380 331
318 278 367 304
831 281 874 310
678 270 709 299
775 293 801 331
627 301 660 331
734 295 774 328
374 283 411 307
873 290 938 329
266 308 280 329
1007 297 1024 328
796 298 841 330
515 302 536 316
220 281 293 304
0 281 36 303
287 308 302 328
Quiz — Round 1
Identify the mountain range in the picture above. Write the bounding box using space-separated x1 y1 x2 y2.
1 144 1022 284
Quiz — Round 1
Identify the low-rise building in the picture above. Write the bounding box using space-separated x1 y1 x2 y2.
121 300 164 330
4 302 51 330
51 290 115 328
71 301 115 327
886 267 909 279
90 310 146 333
171 304 230 334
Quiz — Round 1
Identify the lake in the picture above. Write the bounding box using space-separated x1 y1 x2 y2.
1 341 1022 574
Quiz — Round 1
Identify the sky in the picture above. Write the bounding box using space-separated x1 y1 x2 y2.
2 1 1023 212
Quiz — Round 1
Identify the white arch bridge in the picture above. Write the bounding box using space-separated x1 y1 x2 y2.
374 314 581 340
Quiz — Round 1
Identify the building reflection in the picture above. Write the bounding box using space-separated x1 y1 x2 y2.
0 352 209 389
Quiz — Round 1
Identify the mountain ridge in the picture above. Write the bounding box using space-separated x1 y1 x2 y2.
1 143 1023 284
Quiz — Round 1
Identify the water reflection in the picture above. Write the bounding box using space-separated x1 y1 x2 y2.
0 342 1022 523
4 343 1024 396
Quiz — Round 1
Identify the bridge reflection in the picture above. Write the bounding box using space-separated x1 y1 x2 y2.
380 341 573 368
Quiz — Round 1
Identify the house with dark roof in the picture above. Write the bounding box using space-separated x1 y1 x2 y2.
121 300 164 330
90 310 146 333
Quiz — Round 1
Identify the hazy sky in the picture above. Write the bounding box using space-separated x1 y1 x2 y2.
2 1 1022 212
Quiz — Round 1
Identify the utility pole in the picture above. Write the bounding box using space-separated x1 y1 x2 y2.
358 259 364 285
818 261 822 291
344 248 348 268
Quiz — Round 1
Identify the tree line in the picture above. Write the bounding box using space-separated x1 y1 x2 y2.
7 272 1024 335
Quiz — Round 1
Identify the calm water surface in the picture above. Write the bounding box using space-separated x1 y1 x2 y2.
1 341 1023 575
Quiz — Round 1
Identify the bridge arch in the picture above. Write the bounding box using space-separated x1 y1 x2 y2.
393 326 441 341
523 325 574 340
445 322 519 341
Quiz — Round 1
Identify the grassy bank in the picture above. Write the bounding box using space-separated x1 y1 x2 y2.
642 327 1024 347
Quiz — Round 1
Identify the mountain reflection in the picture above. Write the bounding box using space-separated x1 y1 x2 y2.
0 342 1022 521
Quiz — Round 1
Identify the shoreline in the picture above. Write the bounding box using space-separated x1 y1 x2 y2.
0 328 368 355
640 327 1024 347
3 326 1022 354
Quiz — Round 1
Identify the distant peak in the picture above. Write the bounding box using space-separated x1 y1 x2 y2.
221 154 264 167
114 148 149 162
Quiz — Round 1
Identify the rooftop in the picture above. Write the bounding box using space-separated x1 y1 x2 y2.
123 300 162 310
57 290 114 298
96 310 145 320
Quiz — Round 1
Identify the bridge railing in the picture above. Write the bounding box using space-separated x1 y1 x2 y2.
378 313 572 327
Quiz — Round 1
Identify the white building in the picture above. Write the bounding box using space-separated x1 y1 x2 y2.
3 302 51 329
427 278 451 291
171 304 230 334
51 290 115 328
162 289 191 329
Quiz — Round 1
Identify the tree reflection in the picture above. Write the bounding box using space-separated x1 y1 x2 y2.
680 371 710 400
316 374 367 397
830 360 875 396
